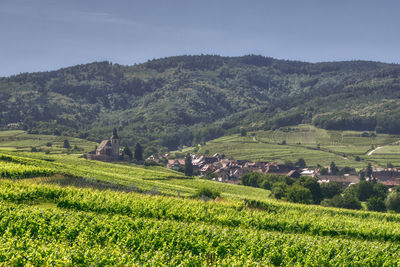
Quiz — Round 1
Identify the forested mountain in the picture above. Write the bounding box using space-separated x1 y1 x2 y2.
1 55 400 153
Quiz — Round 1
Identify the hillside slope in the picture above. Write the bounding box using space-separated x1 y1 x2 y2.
1 55 400 151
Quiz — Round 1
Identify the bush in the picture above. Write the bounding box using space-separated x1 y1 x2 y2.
320 182 343 199
321 194 362 210
286 185 313 204
385 190 400 213
194 187 221 200
271 182 287 199
366 196 386 212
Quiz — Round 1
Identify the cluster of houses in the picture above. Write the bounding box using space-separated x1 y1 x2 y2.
147 153 400 188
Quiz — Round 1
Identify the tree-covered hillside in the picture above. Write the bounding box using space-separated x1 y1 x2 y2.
1 55 400 152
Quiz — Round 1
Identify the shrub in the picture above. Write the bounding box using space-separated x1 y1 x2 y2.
194 187 221 199
385 190 400 213
320 182 343 199
286 185 313 204
271 182 287 199
366 197 386 212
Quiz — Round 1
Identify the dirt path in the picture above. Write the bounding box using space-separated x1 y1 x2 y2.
367 146 382 155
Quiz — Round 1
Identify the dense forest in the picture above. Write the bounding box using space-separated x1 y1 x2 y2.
1 55 400 153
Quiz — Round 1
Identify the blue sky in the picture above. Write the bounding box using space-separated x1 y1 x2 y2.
0 0 399 76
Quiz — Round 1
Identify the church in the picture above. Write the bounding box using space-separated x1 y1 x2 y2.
85 128 121 162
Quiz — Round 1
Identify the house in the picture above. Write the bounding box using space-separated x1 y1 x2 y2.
200 164 216 175
287 170 301 178
316 174 360 186
167 159 185 171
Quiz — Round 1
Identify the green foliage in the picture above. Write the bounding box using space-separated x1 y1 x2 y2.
184 154 193 176
122 146 133 159
322 194 362 210
330 161 338 174
367 196 386 212
2 55 400 153
320 182 343 199
286 185 313 204
63 139 71 149
194 187 221 199
0 161 54 178
1 179 400 265
385 189 400 213
134 143 143 161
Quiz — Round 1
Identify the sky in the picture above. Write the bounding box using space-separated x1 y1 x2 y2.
0 0 399 77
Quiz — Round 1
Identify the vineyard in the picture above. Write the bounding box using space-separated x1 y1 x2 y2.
0 180 400 265
0 161 54 179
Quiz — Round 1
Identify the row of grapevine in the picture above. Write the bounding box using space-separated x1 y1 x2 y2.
0 200 399 266
1 180 400 242
0 162 54 179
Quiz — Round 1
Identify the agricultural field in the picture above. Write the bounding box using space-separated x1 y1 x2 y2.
0 180 400 265
0 130 97 153
1 130 400 264
183 125 400 168
0 151 270 201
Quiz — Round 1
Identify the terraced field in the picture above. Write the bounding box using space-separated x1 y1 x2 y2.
183 125 400 168
0 130 97 153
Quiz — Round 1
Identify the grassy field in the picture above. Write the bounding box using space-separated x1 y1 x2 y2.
181 125 400 168
0 130 97 153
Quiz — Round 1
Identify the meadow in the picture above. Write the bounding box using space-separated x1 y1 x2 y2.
184 125 400 168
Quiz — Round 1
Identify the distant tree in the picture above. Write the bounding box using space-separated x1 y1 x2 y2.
320 167 328 175
123 146 133 159
357 181 374 201
30 147 37 152
385 189 400 213
355 156 361 162
366 163 373 178
240 128 247 137
330 162 338 175
320 182 342 199
327 194 361 210
387 162 394 168
271 182 287 199
184 154 193 176
134 143 143 161
373 183 389 200
286 185 313 204
359 170 366 181
63 139 71 149
367 196 386 212
296 158 306 168
46 142 52 147
299 177 323 204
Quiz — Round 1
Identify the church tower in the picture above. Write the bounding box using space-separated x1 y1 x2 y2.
111 128 120 159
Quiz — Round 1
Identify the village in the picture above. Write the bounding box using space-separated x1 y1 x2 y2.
146 153 400 189
84 129 400 190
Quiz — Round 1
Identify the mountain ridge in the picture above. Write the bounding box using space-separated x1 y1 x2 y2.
1 54 400 153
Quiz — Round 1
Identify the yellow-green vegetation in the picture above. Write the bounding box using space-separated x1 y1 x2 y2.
0 161 53 178
0 151 270 201
0 130 97 153
0 180 400 265
183 125 400 168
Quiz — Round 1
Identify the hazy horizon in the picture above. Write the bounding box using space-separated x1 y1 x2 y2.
1 0 399 77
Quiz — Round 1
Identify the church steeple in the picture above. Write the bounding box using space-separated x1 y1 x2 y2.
111 128 119 139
